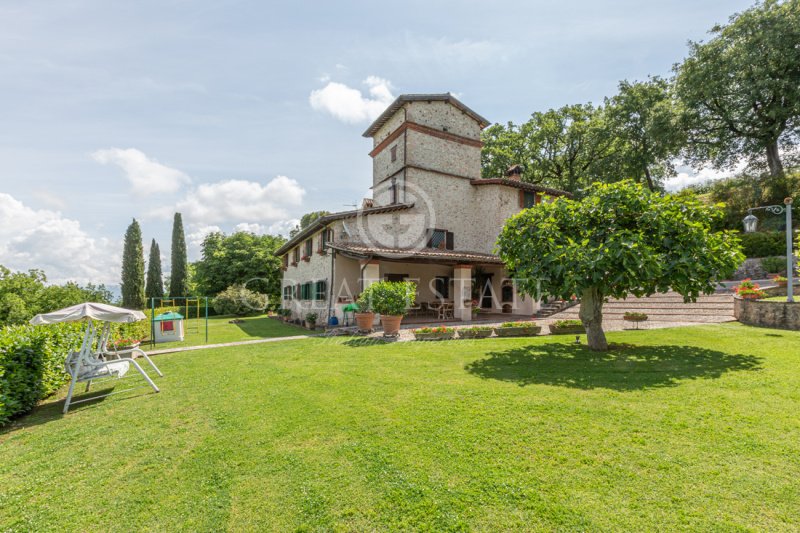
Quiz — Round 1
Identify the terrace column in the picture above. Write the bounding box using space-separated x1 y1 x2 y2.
453 264 473 322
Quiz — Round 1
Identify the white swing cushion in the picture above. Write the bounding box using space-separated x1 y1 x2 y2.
78 360 130 381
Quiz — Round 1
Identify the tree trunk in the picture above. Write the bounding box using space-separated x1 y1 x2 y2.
766 140 784 178
643 166 655 191
578 287 608 351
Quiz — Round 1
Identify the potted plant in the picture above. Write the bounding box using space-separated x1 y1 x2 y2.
548 319 586 335
770 274 788 288
107 338 141 352
305 312 318 329
623 312 648 329
735 279 767 300
495 321 541 337
470 299 480 318
458 325 493 339
360 280 417 336
413 326 456 341
354 297 375 332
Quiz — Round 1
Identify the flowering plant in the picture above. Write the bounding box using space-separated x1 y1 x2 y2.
770 274 788 282
500 321 538 328
735 279 767 299
107 338 140 350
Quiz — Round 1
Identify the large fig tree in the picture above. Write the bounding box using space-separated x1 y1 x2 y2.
496 180 743 350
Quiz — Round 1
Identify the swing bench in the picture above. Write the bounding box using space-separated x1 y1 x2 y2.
30 303 163 413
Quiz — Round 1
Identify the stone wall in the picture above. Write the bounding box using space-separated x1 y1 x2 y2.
734 286 800 330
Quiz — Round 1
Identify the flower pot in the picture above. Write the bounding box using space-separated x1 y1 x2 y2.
740 294 764 300
548 324 586 335
777 280 788 288
414 331 456 341
458 329 493 339
380 314 403 336
306 321 316 330
355 312 375 332
494 326 541 337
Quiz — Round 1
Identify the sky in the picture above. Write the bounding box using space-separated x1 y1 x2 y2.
0 0 756 286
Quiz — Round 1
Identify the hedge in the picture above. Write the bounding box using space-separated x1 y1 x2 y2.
739 231 786 258
0 322 84 425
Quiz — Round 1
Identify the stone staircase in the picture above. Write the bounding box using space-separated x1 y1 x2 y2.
534 299 579 319
548 292 735 324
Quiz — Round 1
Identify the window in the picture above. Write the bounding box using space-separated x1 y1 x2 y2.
501 281 514 303
315 280 327 300
294 284 300 299
283 285 293 300
390 145 398 162
390 178 398 204
427 229 454 250
434 276 450 299
292 248 300 264
520 191 537 208
282 255 288 269
304 239 313 258
385 273 408 282
160 321 174 332
319 228 333 253
299 282 313 300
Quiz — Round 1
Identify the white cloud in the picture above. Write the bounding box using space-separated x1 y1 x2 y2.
665 161 749 191
267 219 300 237
185 223 222 260
92 147 191 195
152 175 305 225
309 76 395 124
0 193 119 285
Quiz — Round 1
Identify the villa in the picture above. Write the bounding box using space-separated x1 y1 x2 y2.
275 93 571 324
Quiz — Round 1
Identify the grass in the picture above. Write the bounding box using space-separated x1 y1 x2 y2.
148 313 307 349
2 323 799 530
763 295 798 302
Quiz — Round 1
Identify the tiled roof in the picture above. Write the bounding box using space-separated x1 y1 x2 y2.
470 178 572 198
275 203 414 256
362 94 490 137
327 242 503 264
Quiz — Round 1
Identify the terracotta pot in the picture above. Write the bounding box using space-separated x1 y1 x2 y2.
380 314 403 336
355 312 375 332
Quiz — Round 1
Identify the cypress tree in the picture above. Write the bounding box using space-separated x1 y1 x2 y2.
169 212 189 297
121 218 146 309
145 239 164 302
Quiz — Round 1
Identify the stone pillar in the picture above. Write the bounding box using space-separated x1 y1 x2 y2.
453 264 473 322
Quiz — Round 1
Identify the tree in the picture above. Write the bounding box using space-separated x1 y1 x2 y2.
603 77 685 190
121 219 146 309
496 180 743 350
481 104 615 194
674 0 800 178
169 213 188 297
145 239 164 301
289 211 331 237
194 231 286 305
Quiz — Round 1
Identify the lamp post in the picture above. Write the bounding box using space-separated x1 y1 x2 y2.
742 198 794 303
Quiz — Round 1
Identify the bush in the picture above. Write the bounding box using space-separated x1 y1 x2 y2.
500 321 538 328
305 312 318 324
212 285 268 316
0 322 84 425
413 326 454 334
739 231 786 258
358 281 417 316
761 256 787 274
552 319 583 328
623 312 648 322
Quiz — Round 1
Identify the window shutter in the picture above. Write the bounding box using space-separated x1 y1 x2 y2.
446 231 454 251
519 190 525 208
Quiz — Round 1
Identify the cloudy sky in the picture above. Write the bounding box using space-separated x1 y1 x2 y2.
0 0 754 285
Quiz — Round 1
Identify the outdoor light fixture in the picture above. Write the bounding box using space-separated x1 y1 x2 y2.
742 198 795 302
742 212 759 233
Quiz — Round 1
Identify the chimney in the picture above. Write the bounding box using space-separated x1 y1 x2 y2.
506 164 523 181
362 198 374 209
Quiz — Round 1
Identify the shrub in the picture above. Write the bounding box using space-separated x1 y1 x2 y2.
413 326 454 334
0 322 84 425
761 256 786 274
358 281 417 316
739 231 786 258
500 321 538 328
461 326 493 332
305 312 318 324
623 312 649 322
212 285 268 316
553 319 583 328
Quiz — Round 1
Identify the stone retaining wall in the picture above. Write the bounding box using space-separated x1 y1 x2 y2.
734 285 800 330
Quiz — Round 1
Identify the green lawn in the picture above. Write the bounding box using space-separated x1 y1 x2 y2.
148 313 308 349
763 295 798 302
2 323 799 531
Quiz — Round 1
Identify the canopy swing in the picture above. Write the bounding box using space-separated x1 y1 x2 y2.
30 303 164 413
